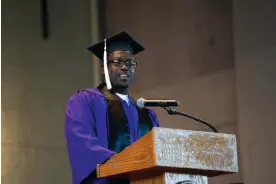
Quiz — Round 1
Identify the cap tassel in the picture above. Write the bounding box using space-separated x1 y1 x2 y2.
103 39 112 90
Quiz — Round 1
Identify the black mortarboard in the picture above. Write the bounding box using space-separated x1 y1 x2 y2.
87 31 145 60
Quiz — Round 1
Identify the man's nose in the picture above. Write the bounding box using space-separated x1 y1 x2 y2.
120 63 129 70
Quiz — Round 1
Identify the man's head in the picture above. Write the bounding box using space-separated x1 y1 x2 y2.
106 49 136 89
87 31 144 92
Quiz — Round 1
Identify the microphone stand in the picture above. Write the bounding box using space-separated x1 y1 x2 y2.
162 107 218 133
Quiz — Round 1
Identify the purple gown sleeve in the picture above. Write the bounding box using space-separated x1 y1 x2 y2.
148 108 160 127
64 90 116 184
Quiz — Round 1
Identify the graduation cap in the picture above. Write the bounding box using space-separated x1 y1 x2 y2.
87 31 145 90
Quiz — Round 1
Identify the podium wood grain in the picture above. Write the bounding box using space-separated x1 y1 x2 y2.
97 130 156 178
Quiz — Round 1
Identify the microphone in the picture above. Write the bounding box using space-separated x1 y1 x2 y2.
136 98 180 108
136 98 218 133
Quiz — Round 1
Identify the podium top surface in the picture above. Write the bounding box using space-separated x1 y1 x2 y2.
97 127 238 178
154 127 238 171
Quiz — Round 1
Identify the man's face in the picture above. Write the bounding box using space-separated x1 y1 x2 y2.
107 50 136 88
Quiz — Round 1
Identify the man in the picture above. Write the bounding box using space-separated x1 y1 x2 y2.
64 31 160 184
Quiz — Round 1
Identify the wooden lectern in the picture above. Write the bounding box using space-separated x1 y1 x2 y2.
97 127 238 184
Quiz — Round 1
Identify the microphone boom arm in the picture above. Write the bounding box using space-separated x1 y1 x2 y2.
162 107 218 133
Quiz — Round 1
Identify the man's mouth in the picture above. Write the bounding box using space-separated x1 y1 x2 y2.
119 74 130 80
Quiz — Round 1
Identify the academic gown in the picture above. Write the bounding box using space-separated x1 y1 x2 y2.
64 87 159 184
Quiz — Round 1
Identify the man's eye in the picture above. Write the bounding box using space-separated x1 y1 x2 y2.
113 59 123 63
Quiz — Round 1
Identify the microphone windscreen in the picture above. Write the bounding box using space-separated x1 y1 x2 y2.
136 98 145 108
